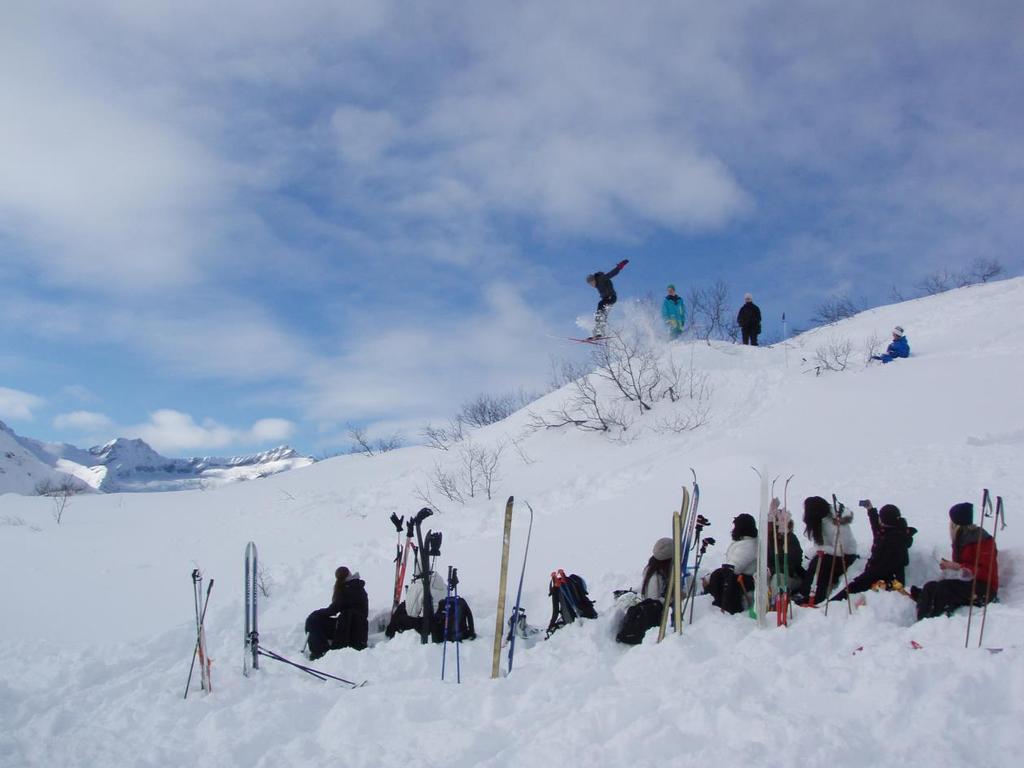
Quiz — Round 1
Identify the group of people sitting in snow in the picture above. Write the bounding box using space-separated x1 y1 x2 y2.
618 496 999 643
304 494 996 659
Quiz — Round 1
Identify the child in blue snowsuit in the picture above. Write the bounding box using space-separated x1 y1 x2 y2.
662 284 686 339
872 326 910 363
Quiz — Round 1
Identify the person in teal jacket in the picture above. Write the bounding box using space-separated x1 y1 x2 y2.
662 284 686 339
872 326 910 363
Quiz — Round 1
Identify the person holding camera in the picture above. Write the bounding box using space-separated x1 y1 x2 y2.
830 501 916 601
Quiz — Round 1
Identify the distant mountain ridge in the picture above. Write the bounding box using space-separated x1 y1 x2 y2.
0 421 314 494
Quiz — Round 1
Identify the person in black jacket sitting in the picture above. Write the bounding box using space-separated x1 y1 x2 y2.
585 259 629 339
830 502 916 601
305 566 368 660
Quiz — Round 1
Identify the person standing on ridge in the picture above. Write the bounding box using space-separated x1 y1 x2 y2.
737 293 762 345
662 284 686 339
585 259 629 339
871 326 910 363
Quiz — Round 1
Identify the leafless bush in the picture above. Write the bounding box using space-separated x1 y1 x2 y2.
967 257 1004 284
430 462 466 505
864 332 883 363
687 280 733 342
427 440 507 504
528 373 631 433
347 424 404 456
811 295 862 326
509 435 537 465
34 478 83 525
459 390 540 427
917 258 1005 296
593 330 661 412
257 563 274 598
654 405 712 434
810 336 855 374
548 356 590 390
422 418 467 451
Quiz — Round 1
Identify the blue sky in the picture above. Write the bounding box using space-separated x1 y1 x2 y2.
2 0 1022 456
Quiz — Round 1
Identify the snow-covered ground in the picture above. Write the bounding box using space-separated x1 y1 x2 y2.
1 279 1021 767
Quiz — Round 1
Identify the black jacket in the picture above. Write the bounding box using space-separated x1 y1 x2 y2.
325 576 369 650
592 263 623 301
737 301 762 332
845 508 915 592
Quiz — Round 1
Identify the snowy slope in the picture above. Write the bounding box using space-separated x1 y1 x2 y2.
0 279 1021 768
0 426 315 494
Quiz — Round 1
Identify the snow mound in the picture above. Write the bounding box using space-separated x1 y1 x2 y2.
0 278 1021 767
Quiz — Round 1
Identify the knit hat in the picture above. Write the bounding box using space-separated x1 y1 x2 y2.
949 502 973 526
732 513 758 539
893 326 905 337
653 537 674 560
878 504 902 527
744 292 753 301
667 284 676 292
335 566 351 581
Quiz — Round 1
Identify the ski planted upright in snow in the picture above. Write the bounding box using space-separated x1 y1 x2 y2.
244 541 258 675
754 469 770 627
507 500 534 675
491 496 515 678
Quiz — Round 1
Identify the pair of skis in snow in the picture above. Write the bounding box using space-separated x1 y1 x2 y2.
183 568 213 698
965 489 1006 648
491 496 534 678
242 541 364 688
657 469 707 640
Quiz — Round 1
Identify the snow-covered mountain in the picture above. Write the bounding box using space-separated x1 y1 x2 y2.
0 278 1020 767
0 423 315 494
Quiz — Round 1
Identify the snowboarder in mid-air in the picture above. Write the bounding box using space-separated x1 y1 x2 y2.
585 260 629 339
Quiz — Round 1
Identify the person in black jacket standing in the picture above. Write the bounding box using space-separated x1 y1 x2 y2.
585 259 629 339
736 293 762 345
830 502 916 601
305 566 369 660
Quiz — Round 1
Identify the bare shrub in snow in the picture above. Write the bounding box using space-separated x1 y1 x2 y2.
864 332 883 363
421 418 467 451
427 440 506 504
593 330 662 412
347 424 403 457
918 258 1005 296
257 563 274 598
458 390 540 428
35 478 84 525
528 373 632 433
811 294 862 326
810 336 855 374
687 280 734 342
548 356 590 390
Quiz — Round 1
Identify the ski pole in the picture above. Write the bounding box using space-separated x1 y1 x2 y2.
687 537 715 625
976 495 1004 647
964 490 991 647
184 577 214 699
823 497 845 616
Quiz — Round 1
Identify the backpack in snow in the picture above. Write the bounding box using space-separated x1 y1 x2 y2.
430 595 476 643
546 569 598 637
615 598 663 645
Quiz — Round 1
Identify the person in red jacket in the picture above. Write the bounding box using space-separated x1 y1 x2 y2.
913 502 999 621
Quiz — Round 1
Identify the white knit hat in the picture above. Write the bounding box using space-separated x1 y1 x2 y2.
893 325 905 337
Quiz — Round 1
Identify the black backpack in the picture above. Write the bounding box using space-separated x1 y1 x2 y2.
546 570 598 637
431 595 476 643
615 598 663 645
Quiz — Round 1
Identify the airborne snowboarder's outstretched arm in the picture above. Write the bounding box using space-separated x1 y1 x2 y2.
605 259 629 279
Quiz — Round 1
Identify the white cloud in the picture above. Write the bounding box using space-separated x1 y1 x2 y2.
0 387 45 421
53 411 114 432
126 409 297 454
